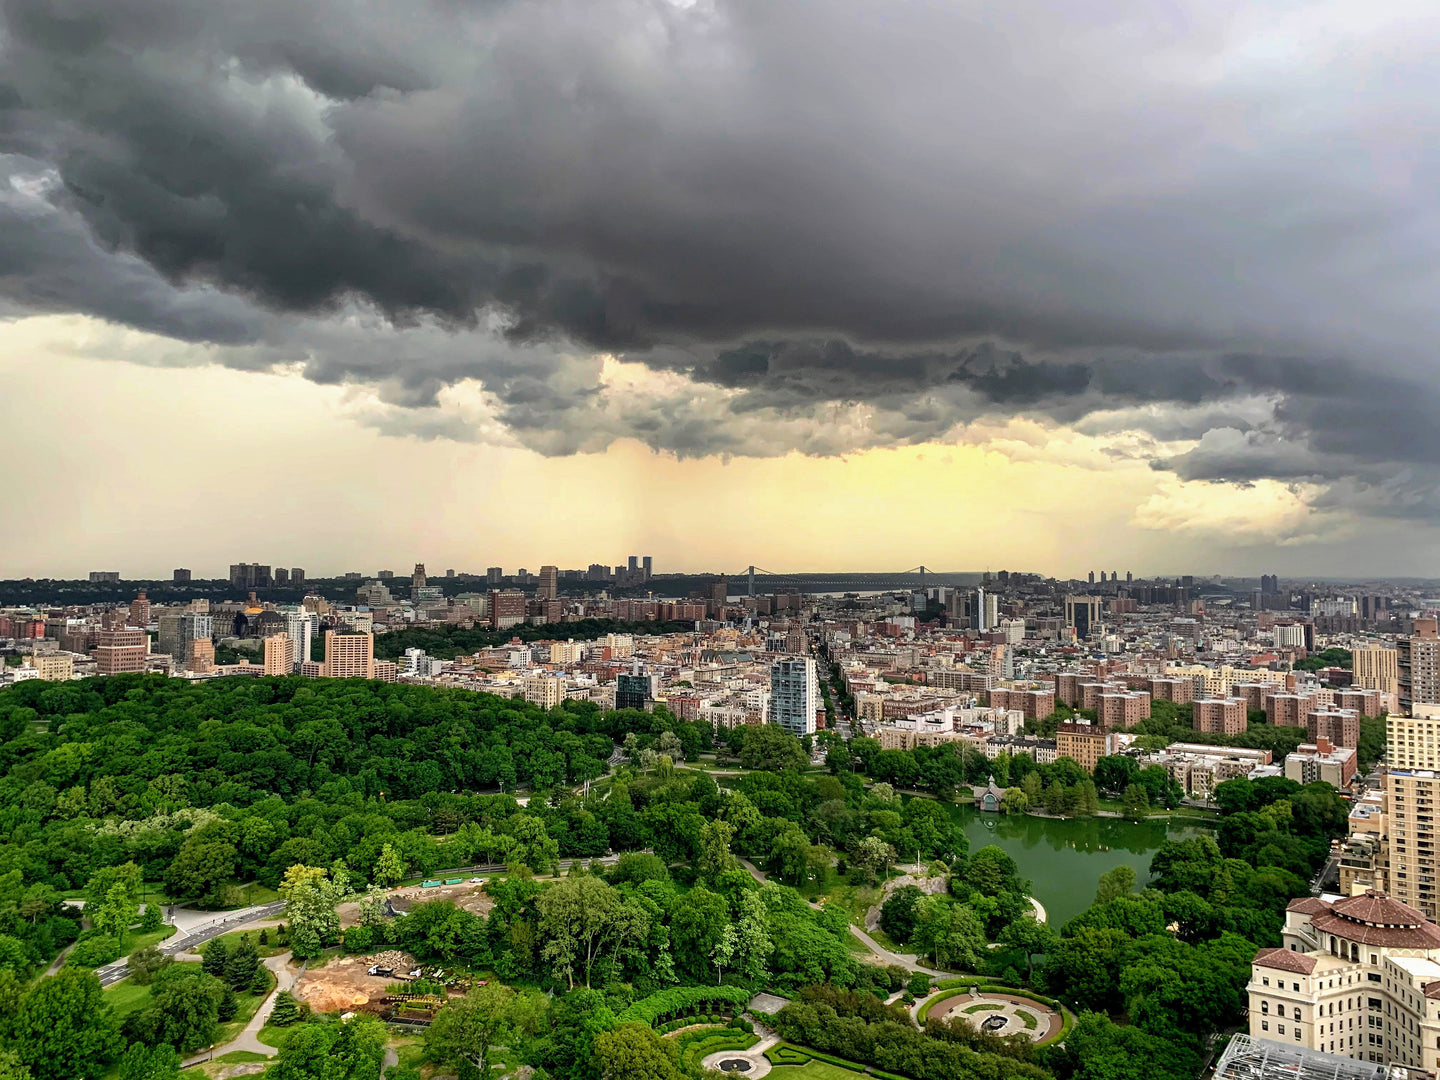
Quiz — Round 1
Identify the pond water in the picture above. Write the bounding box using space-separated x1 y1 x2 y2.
942 803 1207 929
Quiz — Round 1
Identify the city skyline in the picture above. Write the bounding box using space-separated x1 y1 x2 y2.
4 3 1440 576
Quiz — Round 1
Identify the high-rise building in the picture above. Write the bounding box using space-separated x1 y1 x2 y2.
411 564 427 594
1064 595 1104 638
1398 619 1440 709
537 565 559 601
157 612 213 669
322 630 374 679
768 657 820 738
642 556 653 580
291 569 305 587
88 571 120 583
488 590 526 629
263 633 296 676
274 567 290 586
173 569 191 583
285 611 318 667
487 567 503 585
356 581 394 607
1352 644 1400 695
628 555 639 575
128 590 151 629
229 563 273 590
1087 571 1095 585
93 628 148 675
1193 698 1248 735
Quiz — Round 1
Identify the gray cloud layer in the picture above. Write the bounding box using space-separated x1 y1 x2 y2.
2 0 1439 516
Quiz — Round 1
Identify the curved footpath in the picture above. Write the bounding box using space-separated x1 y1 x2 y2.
737 858 952 977
182 953 304 1067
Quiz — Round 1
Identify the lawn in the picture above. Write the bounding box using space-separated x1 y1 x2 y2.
207 928 289 957
213 968 277 1045
231 882 282 906
121 924 178 956
769 1062 867 1080
256 1024 291 1049
103 960 204 1018
215 1051 271 1064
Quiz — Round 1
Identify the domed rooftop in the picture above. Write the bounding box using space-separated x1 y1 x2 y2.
1311 891 1440 949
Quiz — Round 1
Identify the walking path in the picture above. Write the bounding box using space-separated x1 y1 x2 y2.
736 858 951 977
182 953 304 1068
95 901 287 987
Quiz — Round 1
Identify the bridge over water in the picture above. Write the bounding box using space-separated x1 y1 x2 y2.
728 566 984 597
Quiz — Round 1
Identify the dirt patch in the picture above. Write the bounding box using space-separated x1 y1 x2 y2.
293 952 416 1014
388 882 496 918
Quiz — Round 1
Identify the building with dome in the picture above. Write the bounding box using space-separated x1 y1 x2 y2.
1249 890 1440 1072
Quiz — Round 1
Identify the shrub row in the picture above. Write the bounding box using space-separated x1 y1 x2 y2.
617 985 752 1027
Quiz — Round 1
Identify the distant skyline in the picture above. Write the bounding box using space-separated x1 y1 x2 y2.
3 3 1440 572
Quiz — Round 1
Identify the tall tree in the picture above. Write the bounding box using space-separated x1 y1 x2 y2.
13 969 114 1080
279 864 347 960
424 983 522 1079
592 1023 684 1080
536 875 625 989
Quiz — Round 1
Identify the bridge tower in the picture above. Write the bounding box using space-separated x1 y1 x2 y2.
748 565 756 598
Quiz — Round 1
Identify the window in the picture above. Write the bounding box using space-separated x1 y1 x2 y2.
1279 1025 1286 1035
1294 982 1301 991
1295 1028 1302 1041
1262 1002 1269 1014
1263 976 1270 987
1262 1021 1270 1031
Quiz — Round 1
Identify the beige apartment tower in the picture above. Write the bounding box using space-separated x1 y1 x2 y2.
1352 644 1400 696
537 565 559 601
263 633 296 676
322 630 374 679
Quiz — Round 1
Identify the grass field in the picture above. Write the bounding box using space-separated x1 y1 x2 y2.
206 928 288 957
120 924 178 956
102 960 204 1017
768 1062 866 1080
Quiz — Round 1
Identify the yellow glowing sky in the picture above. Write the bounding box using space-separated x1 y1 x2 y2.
0 314 1416 580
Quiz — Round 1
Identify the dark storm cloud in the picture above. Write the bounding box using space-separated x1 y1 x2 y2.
1 0 1439 514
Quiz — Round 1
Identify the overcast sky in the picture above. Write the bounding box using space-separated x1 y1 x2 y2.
2 0 1438 577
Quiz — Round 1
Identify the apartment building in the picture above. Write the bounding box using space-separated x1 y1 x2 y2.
769 657 820 737
1194 697 1248 736
92 628 148 675
1308 708 1361 749
263 633 296 676
1056 722 1116 773
523 674 565 709
1353 644 1400 696
322 630 374 679
1269 693 1318 728
24 653 74 682
1400 620 1440 710
1285 738 1357 788
1148 676 1196 704
1248 891 1440 1071
488 590 527 630
987 686 1056 722
1097 690 1150 730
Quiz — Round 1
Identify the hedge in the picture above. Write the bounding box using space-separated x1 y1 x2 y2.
765 1043 864 1073
916 984 1063 1025
677 1032 759 1069
617 985 752 1027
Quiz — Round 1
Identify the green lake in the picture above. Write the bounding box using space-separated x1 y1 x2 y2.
944 803 1207 929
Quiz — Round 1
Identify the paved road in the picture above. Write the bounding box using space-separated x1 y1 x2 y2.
95 901 287 987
